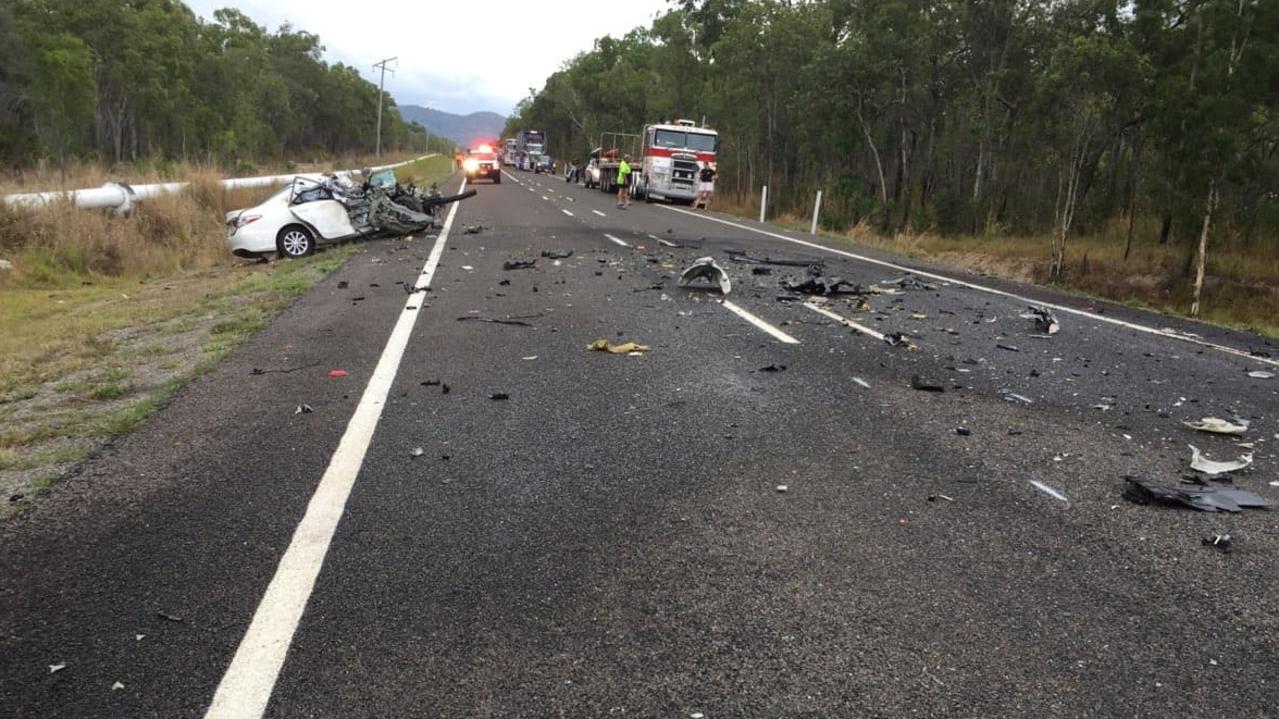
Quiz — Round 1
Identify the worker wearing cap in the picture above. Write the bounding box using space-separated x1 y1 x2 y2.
616 155 632 209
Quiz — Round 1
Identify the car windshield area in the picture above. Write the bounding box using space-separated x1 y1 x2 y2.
289 177 332 205
686 132 717 152
655 130 717 152
367 170 397 188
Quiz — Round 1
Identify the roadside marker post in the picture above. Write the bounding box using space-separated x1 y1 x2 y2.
759 185 768 223
810 190 823 235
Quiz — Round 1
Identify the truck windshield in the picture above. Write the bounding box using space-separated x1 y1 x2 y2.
655 129 717 152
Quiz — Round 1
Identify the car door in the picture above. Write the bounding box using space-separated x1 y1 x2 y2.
289 200 357 240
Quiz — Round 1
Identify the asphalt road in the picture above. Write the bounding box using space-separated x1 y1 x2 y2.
4 168 1279 718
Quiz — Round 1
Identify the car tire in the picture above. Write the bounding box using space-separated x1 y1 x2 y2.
493 174 501 184
276 224 315 259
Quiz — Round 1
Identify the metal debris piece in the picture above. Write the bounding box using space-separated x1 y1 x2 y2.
540 249 574 259
157 611 183 622
1124 476 1270 512
928 494 955 502
726 249 824 269
880 275 937 291
503 259 536 270
457 316 535 327
678 257 732 294
776 485 788 493
1189 445 1253 475
996 343 1020 352
884 332 916 349
1001 391 1034 404
1203 532 1234 552
783 276 861 296
462 224 484 234
852 377 871 389
587 339 651 354
1021 306 1060 335
1183 417 1248 435
1028 480 1069 504
410 447 425 458
489 393 510 401
910 374 945 392
294 404 313 415
956 427 971 436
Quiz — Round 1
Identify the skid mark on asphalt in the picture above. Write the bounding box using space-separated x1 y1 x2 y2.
203 186 469 719
660 206 1279 368
720 300 800 344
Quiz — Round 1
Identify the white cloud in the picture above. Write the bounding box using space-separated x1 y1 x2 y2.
182 0 670 116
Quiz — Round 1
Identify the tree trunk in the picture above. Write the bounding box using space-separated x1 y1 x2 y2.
1190 179 1218 318
1124 133 1143 261
856 106 888 230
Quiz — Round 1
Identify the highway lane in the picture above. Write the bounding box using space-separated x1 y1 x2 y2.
3 167 1278 717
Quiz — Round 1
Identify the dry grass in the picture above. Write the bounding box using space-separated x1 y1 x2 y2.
721 198 1279 338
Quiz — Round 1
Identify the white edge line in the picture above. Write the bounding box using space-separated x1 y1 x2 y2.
721 299 800 344
562 209 574 217
203 183 468 719
603 233 630 247
661 206 1279 369
802 302 887 341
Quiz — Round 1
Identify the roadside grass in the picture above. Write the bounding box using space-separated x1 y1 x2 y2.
0 246 355 514
0 153 453 514
720 199 1279 338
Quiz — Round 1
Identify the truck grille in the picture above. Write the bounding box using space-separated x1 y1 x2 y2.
672 159 698 186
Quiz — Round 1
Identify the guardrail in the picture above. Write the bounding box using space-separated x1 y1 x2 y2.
1 154 436 212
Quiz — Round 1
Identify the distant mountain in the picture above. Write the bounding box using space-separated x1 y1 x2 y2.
398 106 507 148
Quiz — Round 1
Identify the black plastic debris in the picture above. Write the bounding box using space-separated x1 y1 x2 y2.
337 280 349 289
540 249 574 259
498 279 511 286
442 383 451 394
911 374 945 392
884 332 915 348
1203 532 1234 553
781 276 862 296
1024 305 1060 335
489 393 510 401
996 343 1020 352
457 316 535 327
294 403 313 414
157 611 183 623
956 426 971 436
756 364 787 373
421 379 441 386
880 275 937 291
503 259 536 270
462 224 484 234
752 267 773 276
1122 476 1272 513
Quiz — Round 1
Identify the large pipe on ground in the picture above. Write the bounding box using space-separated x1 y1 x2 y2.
1 154 434 212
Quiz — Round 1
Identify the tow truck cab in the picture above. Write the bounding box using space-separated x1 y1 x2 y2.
639 119 717 203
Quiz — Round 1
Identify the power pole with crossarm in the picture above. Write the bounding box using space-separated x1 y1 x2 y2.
373 56 397 159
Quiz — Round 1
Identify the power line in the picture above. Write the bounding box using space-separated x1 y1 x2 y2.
372 56 397 158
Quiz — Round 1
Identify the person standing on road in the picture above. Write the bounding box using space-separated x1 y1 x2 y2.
616 155 632 209
696 161 717 210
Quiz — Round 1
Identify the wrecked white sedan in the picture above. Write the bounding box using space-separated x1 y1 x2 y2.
226 171 474 259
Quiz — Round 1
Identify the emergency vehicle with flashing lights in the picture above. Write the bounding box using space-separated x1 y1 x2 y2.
463 144 501 184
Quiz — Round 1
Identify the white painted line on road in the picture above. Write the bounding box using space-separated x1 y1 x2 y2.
603 233 630 247
592 209 607 217
541 196 549 201
658 239 678 248
721 300 800 344
661 206 1279 368
803 302 886 341
562 209 575 217
501 170 522 185
204 183 469 719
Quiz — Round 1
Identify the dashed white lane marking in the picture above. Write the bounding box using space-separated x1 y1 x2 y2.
661 206 1279 368
721 300 800 344
658 239 677 248
204 185 468 719
603 233 630 247
541 196 549 201
592 209 607 217
803 302 886 341
561 209 575 217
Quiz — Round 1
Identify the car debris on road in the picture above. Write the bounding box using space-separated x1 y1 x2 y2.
677 257 732 294
587 339 651 354
1183 417 1248 435
1021 306 1060 335
1123 476 1271 512
1189 445 1254 475
502 259 537 270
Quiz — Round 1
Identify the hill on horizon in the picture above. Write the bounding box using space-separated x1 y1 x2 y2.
399 106 507 148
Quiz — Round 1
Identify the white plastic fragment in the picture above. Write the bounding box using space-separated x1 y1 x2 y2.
1183 417 1247 435
112 681 125 691
50 663 66 674
776 485 788 493
852 377 871 389
1189 445 1253 475
410 447 425 458
1246 371 1274 379
1028 480 1069 505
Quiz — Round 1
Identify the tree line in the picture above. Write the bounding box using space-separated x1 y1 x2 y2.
505 0 1278 313
0 0 452 170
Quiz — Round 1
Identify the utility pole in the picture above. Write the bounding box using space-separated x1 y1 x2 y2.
373 56 397 158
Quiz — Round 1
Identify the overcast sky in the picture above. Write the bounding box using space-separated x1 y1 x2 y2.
183 0 670 117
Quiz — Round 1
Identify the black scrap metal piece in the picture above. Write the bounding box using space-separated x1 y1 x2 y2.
1122 476 1272 513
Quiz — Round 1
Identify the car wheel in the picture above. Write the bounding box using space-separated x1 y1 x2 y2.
276 225 315 259
493 174 501 184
